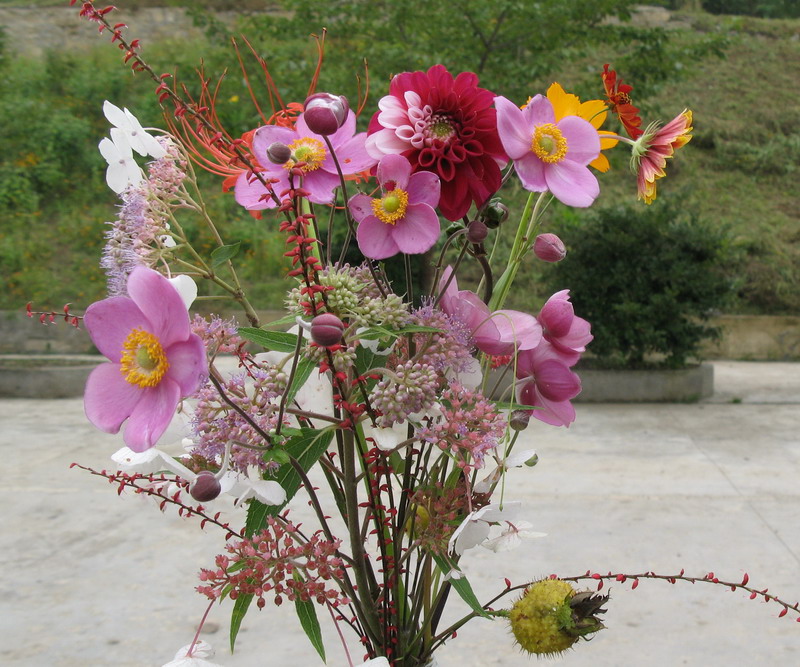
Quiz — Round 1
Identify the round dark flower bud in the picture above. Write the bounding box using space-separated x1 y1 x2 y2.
303 93 350 136
533 233 567 263
190 471 222 502
466 220 489 244
310 313 345 347
509 409 532 432
483 199 509 228
266 142 292 165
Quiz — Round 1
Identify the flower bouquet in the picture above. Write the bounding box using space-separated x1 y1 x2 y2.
38 2 799 666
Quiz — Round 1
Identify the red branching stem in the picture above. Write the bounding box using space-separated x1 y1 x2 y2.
26 302 83 327
69 463 243 539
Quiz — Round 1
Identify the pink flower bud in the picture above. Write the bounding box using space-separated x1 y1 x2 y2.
190 471 222 502
533 233 567 262
466 220 489 244
310 313 345 347
303 93 349 136
266 142 292 165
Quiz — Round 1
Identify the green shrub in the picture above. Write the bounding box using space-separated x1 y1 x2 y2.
545 198 736 368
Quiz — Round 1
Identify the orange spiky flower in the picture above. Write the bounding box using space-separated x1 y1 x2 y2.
601 64 643 140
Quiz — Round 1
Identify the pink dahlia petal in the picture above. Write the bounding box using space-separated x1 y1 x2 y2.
406 171 441 208
514 153 547 192
365 130 408 159
544 160 599 208
494 96 532 160
124 379 181 452
84 363 141 434
164 336 207 395
377 153 413 189
356 216 401 260
557 116 601 165
84 296 148 362
393 204 440 255
126 267 190 348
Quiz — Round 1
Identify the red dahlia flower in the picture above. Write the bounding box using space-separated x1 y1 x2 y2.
366 65 507 221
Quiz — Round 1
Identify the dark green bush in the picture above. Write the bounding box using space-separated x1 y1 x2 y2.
545 198 736 368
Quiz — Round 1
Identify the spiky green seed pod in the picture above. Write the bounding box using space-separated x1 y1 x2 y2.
509 579 607 657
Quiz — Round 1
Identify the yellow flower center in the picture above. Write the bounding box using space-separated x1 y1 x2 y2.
120 328 169 387
371 188 409 225
284 137 327 172
532 124 568 163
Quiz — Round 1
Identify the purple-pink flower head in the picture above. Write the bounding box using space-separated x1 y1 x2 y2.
515 341 582 427
494 94 601 208
538 289 592 366
234 110 376 211
349 154 441 260
438 266 541 356
83 267 207 452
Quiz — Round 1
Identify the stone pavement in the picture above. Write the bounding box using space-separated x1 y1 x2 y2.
1 361 798 667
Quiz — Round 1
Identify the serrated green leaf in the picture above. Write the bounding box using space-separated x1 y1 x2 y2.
245 427 335 535
211 241 241 267
431 553 490 619
238 328 299 353
230 592 254 651
294 574 326 662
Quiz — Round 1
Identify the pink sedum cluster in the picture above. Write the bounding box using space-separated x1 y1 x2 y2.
83 267 207 451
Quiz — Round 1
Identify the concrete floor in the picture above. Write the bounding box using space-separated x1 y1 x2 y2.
1 361 799 666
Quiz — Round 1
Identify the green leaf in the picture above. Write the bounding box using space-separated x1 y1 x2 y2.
431 553 490 619
211 241 241 267
238 328 299 353
230 592 254 651
262 313 300 328
245 427 335 535
294 575 326 662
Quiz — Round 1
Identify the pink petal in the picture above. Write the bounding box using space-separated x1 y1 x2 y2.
437 266 460 312
234 170 281 210
377 154 412 189
84 297 148 362
123 379 181 451
348 193 374 223
539 293 574 338
517 380 576 427
392 204 440 255
365 130 409 159
522 95 556 126
126 267 191 348
514 153 547 192
356 216 401 260
494 96 531 160
545 160 599 208
492 310 542 351
558 116 601 165
303 169 341 204
533 359 581 402
164 335 208 395
325 132 376 174
251 125 297 162
406 171 441 208
84 362 141 434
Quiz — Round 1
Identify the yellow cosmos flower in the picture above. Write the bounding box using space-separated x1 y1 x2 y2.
546 83 618 173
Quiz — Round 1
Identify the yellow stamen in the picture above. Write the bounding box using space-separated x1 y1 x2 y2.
284 137 327 172
371 188 409 225
120 328 169 387
532 123 568 164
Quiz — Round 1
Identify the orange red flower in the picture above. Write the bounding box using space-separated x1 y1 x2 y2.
601 64 643 140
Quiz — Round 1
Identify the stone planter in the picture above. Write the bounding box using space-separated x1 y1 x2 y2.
574 363 714 403
0 355 103 399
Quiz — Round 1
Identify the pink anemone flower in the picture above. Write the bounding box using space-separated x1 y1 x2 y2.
515 341 582 427
494 94 601 207
234 110 376 210
538 289 592 366
83 267 208 452
348 154 441 260
438 267 541 356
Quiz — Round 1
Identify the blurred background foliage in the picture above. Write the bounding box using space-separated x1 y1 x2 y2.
0 0 798 317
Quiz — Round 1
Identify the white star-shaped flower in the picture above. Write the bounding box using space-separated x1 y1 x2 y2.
162 640 223 667
98 128 143 194
103 100 167 158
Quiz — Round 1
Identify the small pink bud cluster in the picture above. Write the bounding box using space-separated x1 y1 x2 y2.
197 517 347 609
303 93 349 136
370 361 439 427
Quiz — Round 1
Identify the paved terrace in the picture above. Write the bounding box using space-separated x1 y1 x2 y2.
1 361 799 666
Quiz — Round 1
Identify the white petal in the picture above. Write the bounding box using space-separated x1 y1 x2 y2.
103 100 130 130
173 641 216 660
248 479 287 505
504 448 537 469
449 514 492 556
161 234 177 248
167 274 197 309
362 421 409 452
111 447 165 474
356 659 391 667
